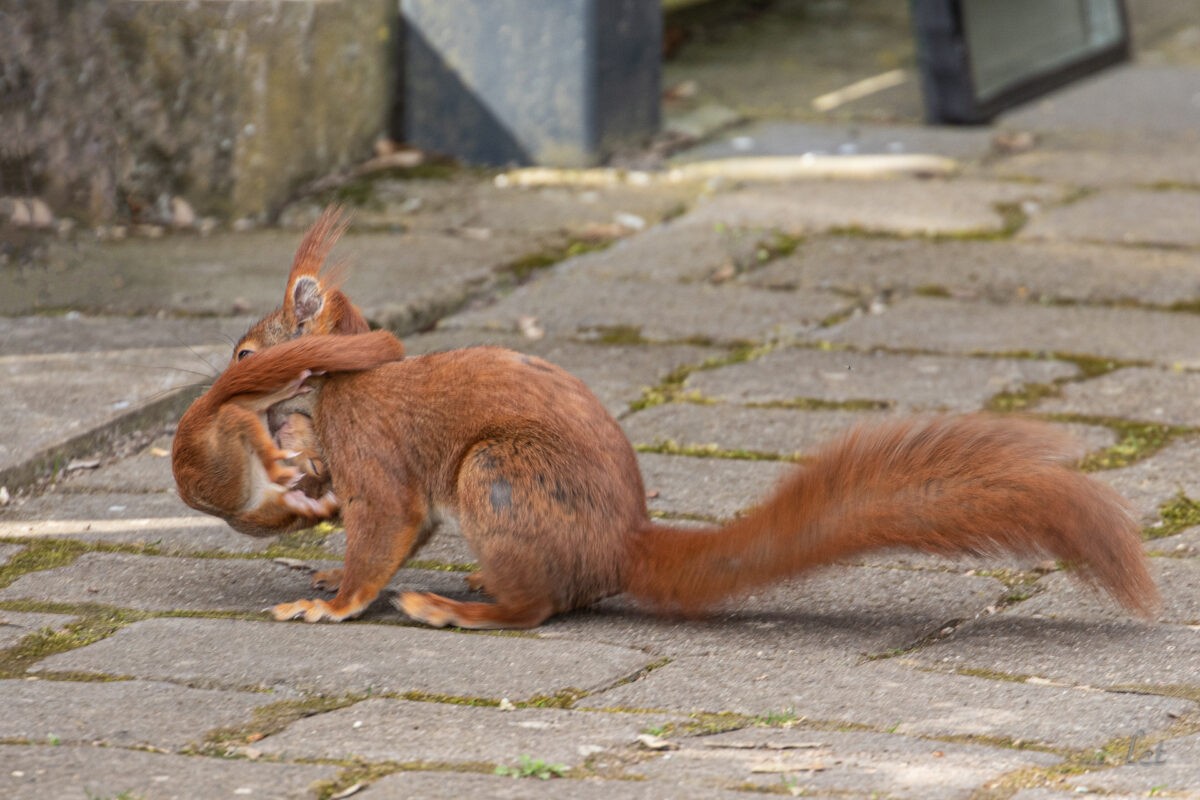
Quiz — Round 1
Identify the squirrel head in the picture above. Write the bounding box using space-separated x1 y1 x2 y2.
230 205 370 365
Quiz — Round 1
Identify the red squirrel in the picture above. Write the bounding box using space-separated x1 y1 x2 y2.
171 209 403 536
172 212 1161 629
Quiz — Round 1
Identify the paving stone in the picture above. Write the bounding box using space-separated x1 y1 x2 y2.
0 347 208 487
257 698 679 768
1146 525 1200 558
1014 559 1200 625
633 727 1061 799
826 296 1200 366
638 452 793 520
588 652 1191 750
0 552 465 617
1020 188 1200 248
56 435 177 495
0 492 273 554
0 679 282 749
0 744 335 800
1101 439 1200 522
358 771 748 800
404 328 723 417
1000 65 1200 141
0 542 22 566
740 237 1200 307
683 347 1077 412
545 566 1005 658
562 216 796 284
1070 731 1200 797
0 315 250 358
0 611 76 650
686 179 1063 237
622 403 891 458
1038 367 1200 426
440 272 850 344
32 617 654 699
990 147 1200 189
910 613 1200 689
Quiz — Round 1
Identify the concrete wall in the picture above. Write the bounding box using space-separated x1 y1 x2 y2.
0 0 396 224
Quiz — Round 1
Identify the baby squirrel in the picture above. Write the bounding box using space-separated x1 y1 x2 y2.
173 209 1161 629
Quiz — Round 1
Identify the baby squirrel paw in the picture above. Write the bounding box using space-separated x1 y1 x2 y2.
281 489 340 519
271 598 358 623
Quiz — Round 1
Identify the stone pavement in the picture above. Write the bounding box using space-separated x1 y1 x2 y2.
5 28 1200 800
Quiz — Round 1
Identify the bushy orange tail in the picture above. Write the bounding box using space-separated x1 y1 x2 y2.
205 331 404 407
625 415 1160 618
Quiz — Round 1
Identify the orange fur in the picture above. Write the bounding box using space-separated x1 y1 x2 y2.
173 206 1160 627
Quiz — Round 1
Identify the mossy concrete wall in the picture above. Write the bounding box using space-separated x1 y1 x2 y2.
0 0 396 224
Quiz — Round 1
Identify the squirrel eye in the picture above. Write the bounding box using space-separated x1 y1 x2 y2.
236 348 254 361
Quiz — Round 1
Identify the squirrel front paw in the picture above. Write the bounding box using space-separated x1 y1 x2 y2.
271 597 358 623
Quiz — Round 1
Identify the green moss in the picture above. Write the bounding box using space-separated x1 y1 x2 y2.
635 439 795 462
1150 493 1200 540
199 695 365 755
0 608 147 679
985 381 1062 413
262 527 337 561
405 559 478 573
400 690 501 708
1075 420 1178 472
745 397 892 412
519 688 589 710
591 325 649 346
494 754 569 780
913 284 952 299
507 239 612 282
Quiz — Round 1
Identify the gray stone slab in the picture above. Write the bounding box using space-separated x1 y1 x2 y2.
257 698 678 768
1071 731 1200 797
359 771 748 800
589 653 1191 750
1000 65 1200 140
638 452 793 521
0 612 76 650
0 315 251 358
404 329 723 417
0 679 281 749
826 296 1200 366
32 617 654 699
1101 439 1200 523
545 566 1005 658
7 230 534 319
740 237 1200 308
562 216 801 285
1039 367 1200 426
441 272 850 344
0 492 273 554
1146 525 1200 558
1021 189 1200 248
622 403 890 458
990 147 1200 189
0 744 335 800
685 179 1063 237
683 347 1077 412
678 119 996 163
0 542 22 566
910 614 1200 689
57 435 177 495
634 727 1061 800
1015 559 1200 626
0 347 207 488
0 552 466 617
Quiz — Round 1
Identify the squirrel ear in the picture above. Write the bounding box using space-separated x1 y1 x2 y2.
291 275 326 327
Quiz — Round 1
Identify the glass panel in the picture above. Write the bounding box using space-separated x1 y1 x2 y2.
961 0 1124 101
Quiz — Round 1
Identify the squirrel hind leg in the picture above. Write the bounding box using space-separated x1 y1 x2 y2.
395 592 553 630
